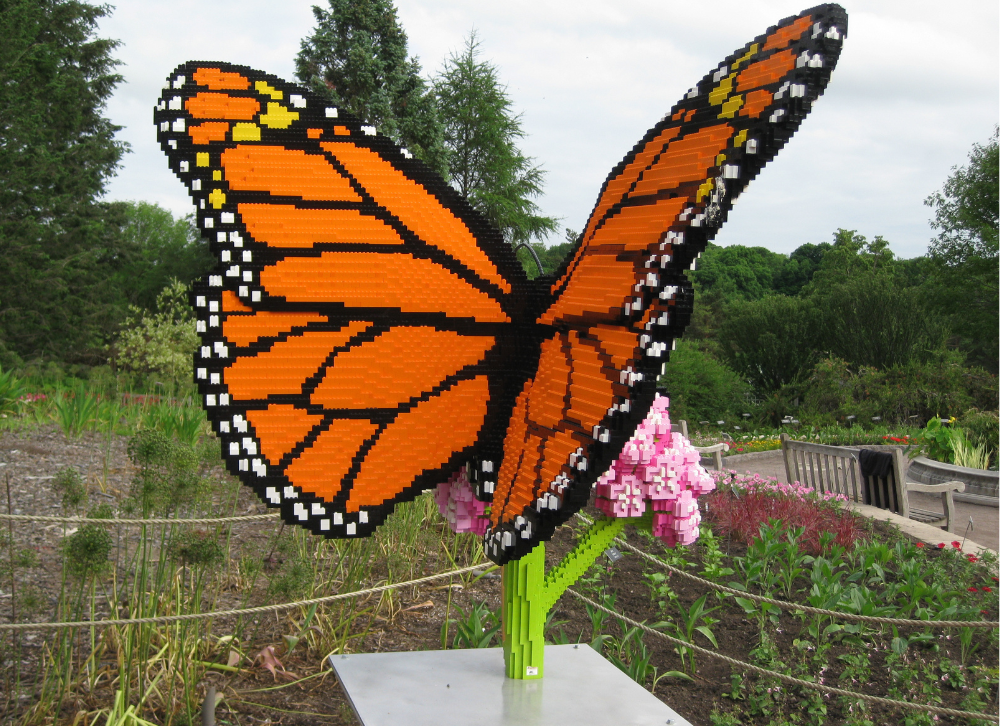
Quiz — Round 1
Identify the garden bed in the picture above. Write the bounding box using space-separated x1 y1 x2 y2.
0 424 997 726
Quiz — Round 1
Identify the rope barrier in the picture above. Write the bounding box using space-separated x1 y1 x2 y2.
0 512 281 525
2 499 995 719
576 513 999 629
0 563 482 631
566 588 999 723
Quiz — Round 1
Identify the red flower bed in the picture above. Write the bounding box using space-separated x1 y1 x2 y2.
704 473 868 555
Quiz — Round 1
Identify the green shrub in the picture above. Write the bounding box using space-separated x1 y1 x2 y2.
53 466 87 510
957 408 999 465
267 558 312 600
126 428 209 516
783 352 997 428
63 524 112 579
659 340 750 424
169 529 224 568
113 279 198 393
816 274 947 370
718 295 821 392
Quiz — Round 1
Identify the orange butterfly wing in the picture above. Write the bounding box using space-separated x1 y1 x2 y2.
484 3 847 562
156 65 541 538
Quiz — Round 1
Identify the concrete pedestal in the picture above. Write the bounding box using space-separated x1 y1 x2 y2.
330 643 692 726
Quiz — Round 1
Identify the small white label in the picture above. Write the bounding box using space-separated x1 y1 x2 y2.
526 666 538 676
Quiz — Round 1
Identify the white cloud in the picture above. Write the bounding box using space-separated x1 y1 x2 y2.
99 0 998 258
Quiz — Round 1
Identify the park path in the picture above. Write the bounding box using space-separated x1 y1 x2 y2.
712 450 999 553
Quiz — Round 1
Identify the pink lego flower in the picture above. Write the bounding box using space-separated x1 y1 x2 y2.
434 470 490 536
594 394 714 547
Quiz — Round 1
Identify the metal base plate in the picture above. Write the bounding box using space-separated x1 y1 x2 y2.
330 644 692 726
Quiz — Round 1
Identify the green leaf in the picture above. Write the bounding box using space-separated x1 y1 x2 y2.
694 625 719 648
662 670 694 682
734 597 758 614
891 636 909 655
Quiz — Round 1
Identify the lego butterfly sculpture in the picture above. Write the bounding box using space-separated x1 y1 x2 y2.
156 4 846 565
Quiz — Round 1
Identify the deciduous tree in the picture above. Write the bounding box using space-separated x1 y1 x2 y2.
923 129 999 371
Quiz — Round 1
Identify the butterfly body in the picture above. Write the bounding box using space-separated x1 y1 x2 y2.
157 4 846 564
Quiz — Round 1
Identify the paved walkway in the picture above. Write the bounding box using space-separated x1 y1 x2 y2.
709 450 998 553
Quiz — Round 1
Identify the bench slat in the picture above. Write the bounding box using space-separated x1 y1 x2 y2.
779 434 958 532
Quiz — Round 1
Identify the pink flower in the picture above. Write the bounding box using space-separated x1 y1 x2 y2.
967 555 978 563
968 587 979 593
916 542 924 548
434 471 489 536
937 543 946 549
951 541 962 549
982 586 992 593
594 393 712 547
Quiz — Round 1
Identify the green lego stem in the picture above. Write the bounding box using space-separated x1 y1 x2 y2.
501 541 546 680
501 516 626 680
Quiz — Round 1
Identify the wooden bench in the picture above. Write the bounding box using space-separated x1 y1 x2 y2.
779 434 966 532
671 420 728 470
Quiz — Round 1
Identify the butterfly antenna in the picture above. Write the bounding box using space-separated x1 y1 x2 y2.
513 243 544 277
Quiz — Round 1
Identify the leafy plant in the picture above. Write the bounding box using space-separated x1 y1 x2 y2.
114 279 199 393
605 625 690 689
442 601 501 649
0 366 25 416
643 570 677 614
952 434 991 469
53 466 87 511
803 557 848 645
698 526 735 586
126 428 210 517
53 388 100 438
733 595 781 632
775 525 813 599
710 708 745 726
62 524 112 579
917 416 959 463
665 593 721 675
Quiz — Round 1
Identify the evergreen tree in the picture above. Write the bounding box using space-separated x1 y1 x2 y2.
0 0 128 364
295 0 447 176
433 32 557 247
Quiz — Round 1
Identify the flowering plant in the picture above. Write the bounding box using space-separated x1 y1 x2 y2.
726 437 782 455
705 471 864 554
711 470 848 504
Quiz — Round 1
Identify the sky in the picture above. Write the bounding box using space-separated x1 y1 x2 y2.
98 0 999 259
